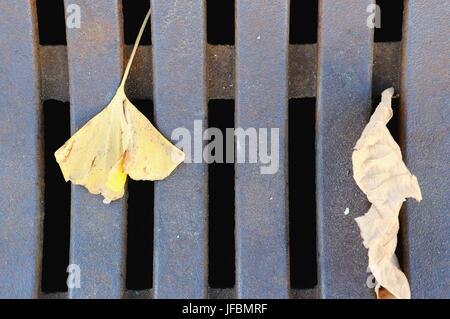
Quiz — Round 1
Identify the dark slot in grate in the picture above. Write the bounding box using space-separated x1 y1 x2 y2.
41 100 71 293
372 96 400 144
36 0 67 45
126 100 154 290
122 0 152 45
289 98 317 289
126 180 154 290
375 0 404 42
208 100 235 288
391 98 404 269
207 0 234 45
387 98 401 144
289 0 318 44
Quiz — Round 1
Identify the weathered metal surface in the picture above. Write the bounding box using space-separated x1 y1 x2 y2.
0 0 43 299
207 44 235 99
124 46 153 100
40 46 69 102
401 0 450 299
290 288 317 300
289 45 317 98
373 42 401 97
208 288 235 299
235 0 289 298
125 289 152 299
151 0 208 298
64 0 127 298
316 0 375 299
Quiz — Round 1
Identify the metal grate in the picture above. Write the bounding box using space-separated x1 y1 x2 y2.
0 0 448 299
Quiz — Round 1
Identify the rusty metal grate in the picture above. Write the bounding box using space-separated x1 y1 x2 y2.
0 0 448 299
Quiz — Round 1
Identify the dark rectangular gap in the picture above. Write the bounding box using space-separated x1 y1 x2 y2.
122 0 152 45
289 98 317 289
41 100 71 293
375 0 404 42
388 97 401 144
394 97 404 268
207 0 235 45
36 0 67 45
208 99 235 288
126 100 154 290
372 96 400 143
289 0 318 44
397 205 406 269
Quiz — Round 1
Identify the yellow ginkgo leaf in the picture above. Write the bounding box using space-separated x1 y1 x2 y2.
55 8 185 204
352 88 422 299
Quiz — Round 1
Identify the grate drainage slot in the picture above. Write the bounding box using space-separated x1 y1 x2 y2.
123 0 152 45
41 100 71 294
207 0 234 45
375 0 404 42
208 99 236 289
289 0 318 44
288 98 317 289
125 100 155 291
36 0 66 45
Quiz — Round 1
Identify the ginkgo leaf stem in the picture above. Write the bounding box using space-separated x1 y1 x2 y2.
119 7 152 91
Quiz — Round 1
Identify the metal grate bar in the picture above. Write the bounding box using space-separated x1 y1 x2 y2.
151 0 208 298
316 0 374 298
235 0 289 298
0 0 42 299
401 1 450 299
64 0 127 298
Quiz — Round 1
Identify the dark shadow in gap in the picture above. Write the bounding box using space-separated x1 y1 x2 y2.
126 100 154 290
375 0 404 42
289 98 317 289
36 0 67 45
41 100 71 293
290 0 318 44
122 0 152 45
208 100 235 288
372 96 400 144
207 0 235 45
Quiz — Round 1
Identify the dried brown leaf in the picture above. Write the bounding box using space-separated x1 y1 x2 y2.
352 88 422 299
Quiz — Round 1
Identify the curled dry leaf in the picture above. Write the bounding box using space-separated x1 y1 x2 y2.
55 8 185 204
352 88 422 299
